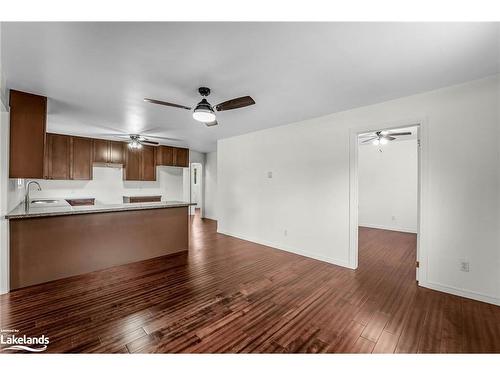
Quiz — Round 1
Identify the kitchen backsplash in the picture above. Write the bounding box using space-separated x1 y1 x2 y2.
25 165 189 204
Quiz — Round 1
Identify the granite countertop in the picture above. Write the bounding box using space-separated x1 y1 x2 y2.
6 199 195 219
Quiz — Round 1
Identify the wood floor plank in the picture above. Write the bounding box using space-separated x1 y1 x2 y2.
1 218 499 353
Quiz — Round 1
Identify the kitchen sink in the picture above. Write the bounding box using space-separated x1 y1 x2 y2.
31 199 59 204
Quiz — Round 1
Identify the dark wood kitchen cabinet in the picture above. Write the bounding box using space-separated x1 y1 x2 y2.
109 141 125 164
93 139 125 164
156 146 189 167
44 134 92 180
124 147 142 180
124 145 156 181
142 146 156 181
44 133 71 180
156 145 174 166
9 90 47 178
174 147 189 167
92 139 109 163
71 136 93 180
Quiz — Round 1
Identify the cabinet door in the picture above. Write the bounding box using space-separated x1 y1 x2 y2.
71 137 93 180
9 90 47 178
45 134 71 180
142 145 156 181
124 147 142 180
93 139 109 163
174 147 189 167
156 146 174 166
109 141 125 164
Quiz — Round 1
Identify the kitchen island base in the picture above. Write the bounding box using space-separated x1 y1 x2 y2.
9 206 189 289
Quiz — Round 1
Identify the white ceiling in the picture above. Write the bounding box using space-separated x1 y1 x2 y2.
2 22 499 152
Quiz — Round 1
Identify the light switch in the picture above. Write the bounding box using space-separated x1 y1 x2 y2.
267 171 273 178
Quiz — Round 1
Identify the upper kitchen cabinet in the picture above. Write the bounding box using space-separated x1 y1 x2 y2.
109 141 125 164
92 139 109 163
174 147 189 167
9 90 47 178
71 136 93 180
44 134 93 180
124 147 141 181
156 145 174 166
156 146 189 167
142 146 156 181
44 133 71 180
92 139 125 165
124 145 156 181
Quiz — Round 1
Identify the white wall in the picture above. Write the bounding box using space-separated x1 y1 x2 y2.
359 139 418 233
28 166 185 203
204 151 217 220
218 75 500 305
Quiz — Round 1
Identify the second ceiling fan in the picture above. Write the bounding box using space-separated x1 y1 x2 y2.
144 87 255 127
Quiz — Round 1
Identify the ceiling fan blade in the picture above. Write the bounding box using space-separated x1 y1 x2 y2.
387 132 412 136
142 135 183 141
140 140 159 145
384 136 396 141
215 96 255 112
92 133 129 137
205 120 218 127
361 137 377 144
144 98 191 110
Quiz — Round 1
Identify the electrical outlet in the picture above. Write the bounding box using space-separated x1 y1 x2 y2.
284 229 288 236
391 215 396 221
460 261 470 272
267 171 273 179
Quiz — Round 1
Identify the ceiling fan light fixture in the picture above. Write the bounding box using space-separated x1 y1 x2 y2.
372 139 380 146
380 138 388 145
128 139 142 149
193 109 216 123
192 98 216 123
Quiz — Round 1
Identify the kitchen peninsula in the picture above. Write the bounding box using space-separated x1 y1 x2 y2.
6 200 193 289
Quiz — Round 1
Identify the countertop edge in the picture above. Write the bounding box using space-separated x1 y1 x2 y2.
5 202 196 220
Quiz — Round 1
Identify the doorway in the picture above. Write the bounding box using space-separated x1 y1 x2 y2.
190 163 203 217
349 122 422 281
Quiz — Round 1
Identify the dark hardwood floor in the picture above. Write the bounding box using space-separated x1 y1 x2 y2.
1 214 499 353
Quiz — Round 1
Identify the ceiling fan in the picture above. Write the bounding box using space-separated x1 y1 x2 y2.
359 130 412 146
144 87 255 127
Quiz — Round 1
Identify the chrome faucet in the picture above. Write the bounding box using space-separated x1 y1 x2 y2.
25 181 42 211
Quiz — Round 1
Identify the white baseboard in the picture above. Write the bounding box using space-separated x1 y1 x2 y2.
359 223 417 234
217 228 353 269
419 280 500 306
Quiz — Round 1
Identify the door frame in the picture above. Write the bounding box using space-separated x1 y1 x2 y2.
348 117 428 283
189 162 203 217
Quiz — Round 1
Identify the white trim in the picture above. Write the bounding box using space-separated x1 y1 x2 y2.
349 118 426 279
0 110 10 294
419 280 500 306
359 223 417 234
217 228 352 269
